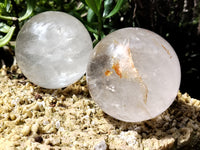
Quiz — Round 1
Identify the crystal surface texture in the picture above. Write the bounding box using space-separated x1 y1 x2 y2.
86 28 181 122
15 11 93 89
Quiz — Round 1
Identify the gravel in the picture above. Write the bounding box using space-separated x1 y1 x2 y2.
0 65 199 149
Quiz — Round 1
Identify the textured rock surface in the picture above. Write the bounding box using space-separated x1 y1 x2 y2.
15 11 93 89
87 28 181 122
0 65 199 150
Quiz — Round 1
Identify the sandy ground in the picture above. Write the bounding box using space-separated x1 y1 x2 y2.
0 65 200 150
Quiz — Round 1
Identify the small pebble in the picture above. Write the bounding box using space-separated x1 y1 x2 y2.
94 140 107 150
34 135 43 143
22 125 31 136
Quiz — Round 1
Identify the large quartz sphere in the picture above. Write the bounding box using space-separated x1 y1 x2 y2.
15 11 92 89
87 28 181 122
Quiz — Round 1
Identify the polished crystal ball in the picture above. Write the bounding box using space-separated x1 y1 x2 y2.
15 11 93 89
87 28 181 122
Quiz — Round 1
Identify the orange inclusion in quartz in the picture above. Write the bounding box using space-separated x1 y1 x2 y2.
161 44 172 58
112 61 122 78
127 47 135 69
105 70 113 76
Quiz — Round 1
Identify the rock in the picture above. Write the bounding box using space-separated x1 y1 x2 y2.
0 66 199 149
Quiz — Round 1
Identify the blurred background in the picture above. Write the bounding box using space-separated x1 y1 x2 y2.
0 0 199 99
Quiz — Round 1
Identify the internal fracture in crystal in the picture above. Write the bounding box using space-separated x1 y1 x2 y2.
15 11 93 89
86 28 181 122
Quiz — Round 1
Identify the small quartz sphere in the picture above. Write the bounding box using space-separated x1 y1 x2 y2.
15 11 93 89
87 27 181 122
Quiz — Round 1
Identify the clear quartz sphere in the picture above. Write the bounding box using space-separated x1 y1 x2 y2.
15 11 93 89
87 27 181 122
